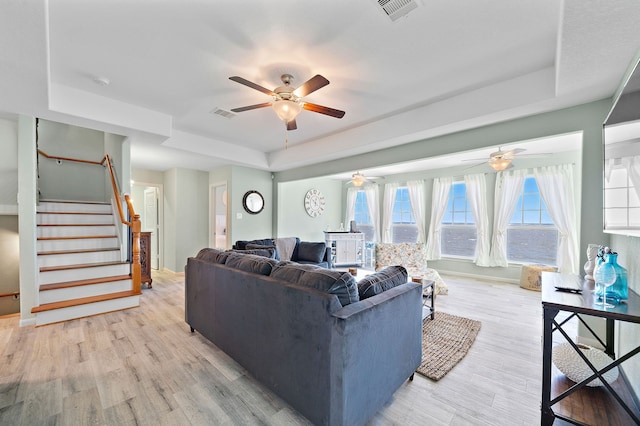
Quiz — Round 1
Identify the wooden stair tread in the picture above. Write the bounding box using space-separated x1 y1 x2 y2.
40 261 128 273
39 275 131 291
38 247 120 256
38 235 117 241
31 290 139 313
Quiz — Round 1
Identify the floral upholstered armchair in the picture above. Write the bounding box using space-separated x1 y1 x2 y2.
375 242 448 295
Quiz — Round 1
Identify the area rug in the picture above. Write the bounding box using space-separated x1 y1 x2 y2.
416 312 481 381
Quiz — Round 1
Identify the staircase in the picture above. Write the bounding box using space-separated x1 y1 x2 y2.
32 200 140 326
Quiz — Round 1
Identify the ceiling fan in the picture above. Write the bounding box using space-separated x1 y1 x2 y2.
463 147 527 171
229 73 345 130
346 171 379 187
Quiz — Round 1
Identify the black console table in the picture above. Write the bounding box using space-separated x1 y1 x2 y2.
541 272 640 425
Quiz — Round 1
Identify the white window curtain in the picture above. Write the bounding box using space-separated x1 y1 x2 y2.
381 183 398 243
488 169 526 267
363 185 380 242
623 155 640 201
425 176 452 260
534 164 579 274
406 180 426 243
464 173 491 266
345 187 358 224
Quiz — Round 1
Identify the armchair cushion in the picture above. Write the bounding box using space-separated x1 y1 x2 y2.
295 241 326 263
357 265 408 300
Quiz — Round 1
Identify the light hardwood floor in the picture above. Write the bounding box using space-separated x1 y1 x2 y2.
0 271 570 425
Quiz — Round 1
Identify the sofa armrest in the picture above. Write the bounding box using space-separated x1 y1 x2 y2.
328 282 422 425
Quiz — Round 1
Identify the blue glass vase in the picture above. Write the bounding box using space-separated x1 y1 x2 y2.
594 253 628 303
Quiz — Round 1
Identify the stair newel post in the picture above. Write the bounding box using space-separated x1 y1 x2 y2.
131 213 142 295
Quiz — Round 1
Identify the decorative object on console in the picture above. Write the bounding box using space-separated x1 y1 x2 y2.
595 251 628 304
552 343 619 387
304 188 325 217
583 243 600 281
242 190 264 214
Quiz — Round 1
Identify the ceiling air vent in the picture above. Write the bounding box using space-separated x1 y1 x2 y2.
210 108 236 119
376 0 420 22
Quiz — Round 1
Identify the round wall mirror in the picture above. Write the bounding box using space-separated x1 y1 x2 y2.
242 190 264 214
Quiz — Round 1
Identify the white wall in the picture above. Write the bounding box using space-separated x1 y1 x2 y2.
0 118 18 213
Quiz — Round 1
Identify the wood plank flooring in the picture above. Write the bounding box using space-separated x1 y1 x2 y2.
0 271 633 425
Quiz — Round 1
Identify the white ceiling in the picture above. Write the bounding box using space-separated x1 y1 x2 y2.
1 0 639 174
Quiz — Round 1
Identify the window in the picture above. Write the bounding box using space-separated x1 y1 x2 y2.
354 191 375 242
441 182 476 258
604 159 640 229
507 177 558 265
392 187 418 243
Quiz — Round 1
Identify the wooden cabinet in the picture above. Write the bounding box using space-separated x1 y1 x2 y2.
140 231 153 288
324 232 364 267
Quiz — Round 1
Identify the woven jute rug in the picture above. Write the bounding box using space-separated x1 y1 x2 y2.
416 312 481 381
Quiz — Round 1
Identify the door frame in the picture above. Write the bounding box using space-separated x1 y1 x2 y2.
132 181 164 271
209 181 229 249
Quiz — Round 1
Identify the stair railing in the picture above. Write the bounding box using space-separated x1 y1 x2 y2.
37 149 142 294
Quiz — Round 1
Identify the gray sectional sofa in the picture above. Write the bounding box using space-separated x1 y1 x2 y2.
185 248 422 426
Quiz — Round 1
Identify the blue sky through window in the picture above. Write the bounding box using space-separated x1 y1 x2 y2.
354 191 370 224
392 187 415 224
442 182 475 225
510 177 553 225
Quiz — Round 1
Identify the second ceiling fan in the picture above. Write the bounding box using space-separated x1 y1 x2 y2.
229 73 345 130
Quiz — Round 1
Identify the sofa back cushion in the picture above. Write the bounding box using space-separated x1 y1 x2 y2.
270 263 359 306
225 252 278 275
246 243 280 260
295 241 326 263
234 238 275 250
357 265 408 300
195 248 230 264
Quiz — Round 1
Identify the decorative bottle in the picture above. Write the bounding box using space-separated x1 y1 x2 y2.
594 252 628 303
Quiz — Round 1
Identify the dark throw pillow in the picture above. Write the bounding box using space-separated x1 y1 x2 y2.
296 241 326 263
357 265 408 300
270 263 359 306
246 243 281 261
225 253 278 275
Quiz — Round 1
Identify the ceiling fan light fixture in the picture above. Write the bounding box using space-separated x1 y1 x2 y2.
272 99 302 122
489 158 512 171
351 173 367 187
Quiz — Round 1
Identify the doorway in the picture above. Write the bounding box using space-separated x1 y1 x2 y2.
132 183 163 270
210 182 228 249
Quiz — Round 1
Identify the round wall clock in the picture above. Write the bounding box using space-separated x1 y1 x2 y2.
304 189 326 217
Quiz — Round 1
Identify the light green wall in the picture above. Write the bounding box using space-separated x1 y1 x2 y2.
0 215 19 316
163 168 209 272
37 119 107 202
0 118 18 210
210 165 273 246
277 177 343 242
610 234 640 399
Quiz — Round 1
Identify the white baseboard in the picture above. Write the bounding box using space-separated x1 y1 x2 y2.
437 268 520 285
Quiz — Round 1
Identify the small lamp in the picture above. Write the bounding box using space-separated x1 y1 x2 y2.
489 158 512 171
272 99 302 123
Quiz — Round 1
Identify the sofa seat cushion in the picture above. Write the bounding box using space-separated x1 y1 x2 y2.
225 252 278 275
195 248 230 264
357 266 408 300
295 241 326 263
270 263 359 306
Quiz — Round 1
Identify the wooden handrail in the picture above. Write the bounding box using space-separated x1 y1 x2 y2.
38 149 106 166
37 149 142 295
0 291 19 298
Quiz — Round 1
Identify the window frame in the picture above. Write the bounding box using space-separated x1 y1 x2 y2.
440 181 476 259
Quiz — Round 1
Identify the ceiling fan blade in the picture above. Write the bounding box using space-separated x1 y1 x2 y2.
303 102 345 118
229 76 275 96
286 119 297 131
293 74 329 97
230 102 272 113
